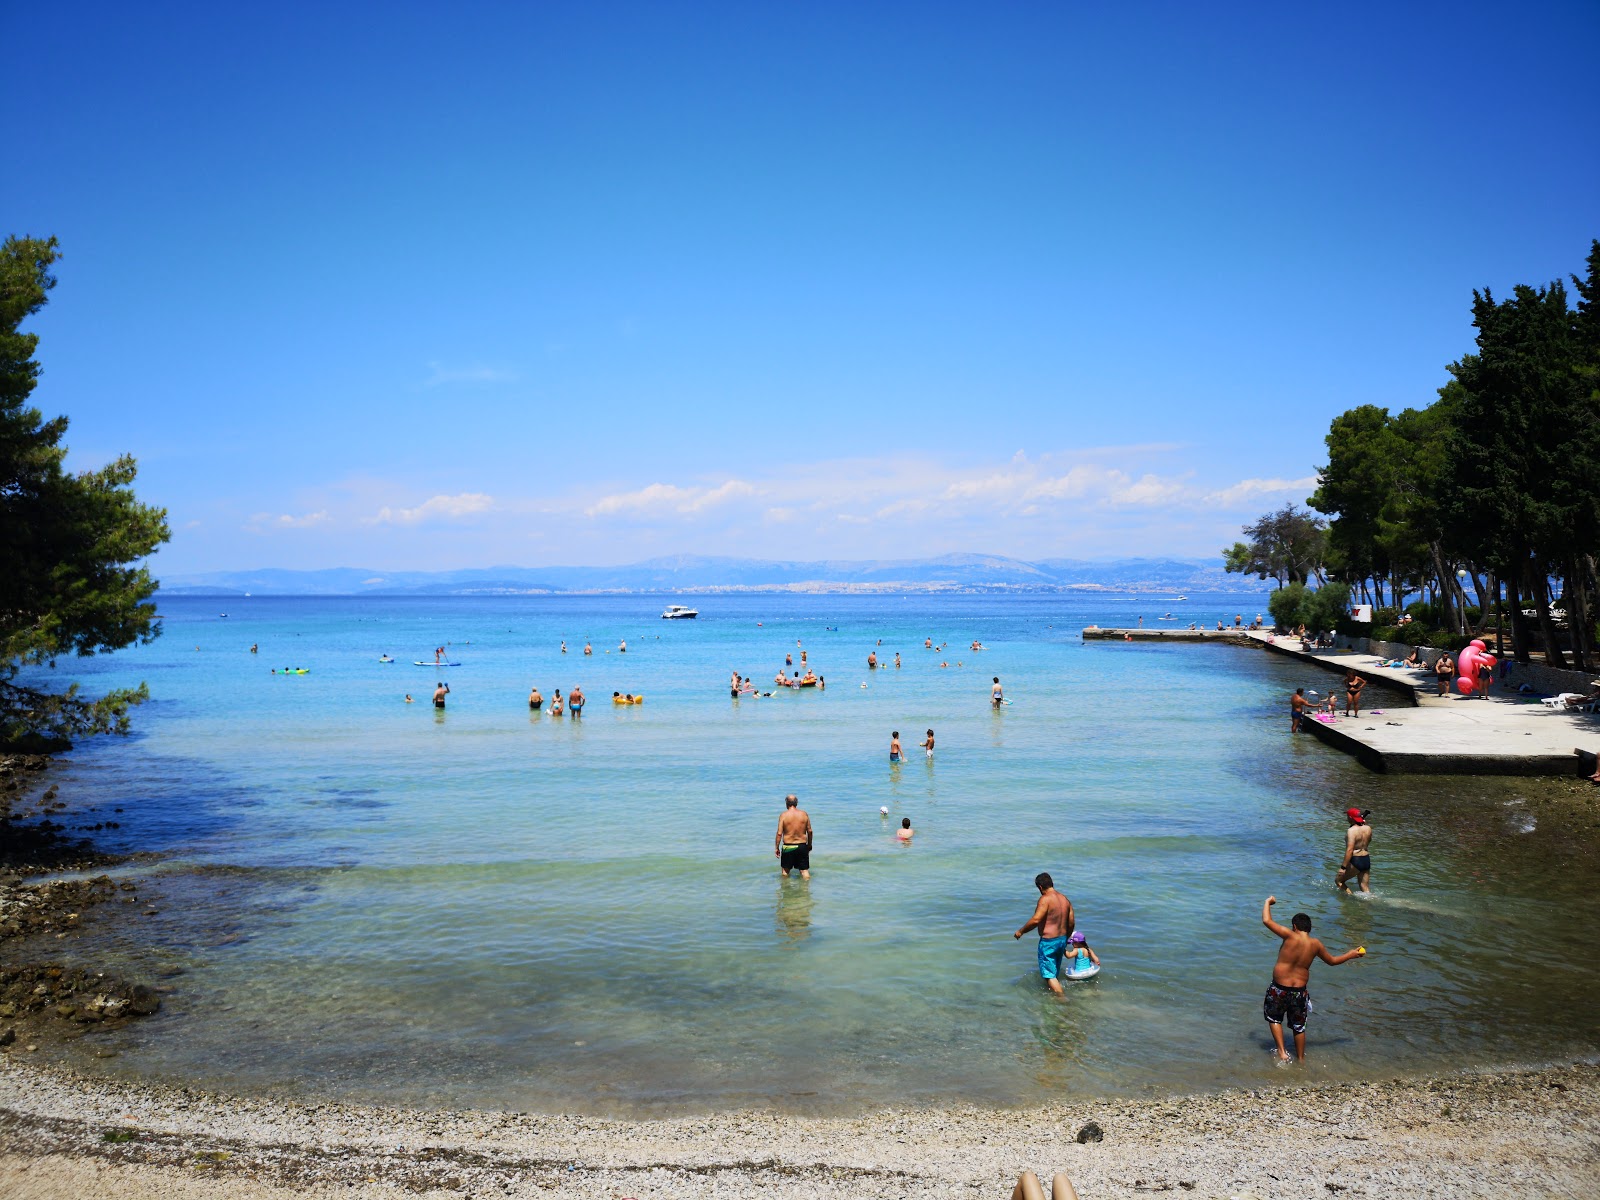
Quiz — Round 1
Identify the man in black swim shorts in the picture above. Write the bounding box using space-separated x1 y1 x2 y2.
1263 981 1309 1036
1260 896 1364 1062
775 793 813 879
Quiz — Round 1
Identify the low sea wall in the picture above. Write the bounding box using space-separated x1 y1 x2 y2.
1331 634 1598 697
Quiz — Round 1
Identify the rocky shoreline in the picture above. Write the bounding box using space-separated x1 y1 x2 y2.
0 755 166 1060
2 1058 1597 1198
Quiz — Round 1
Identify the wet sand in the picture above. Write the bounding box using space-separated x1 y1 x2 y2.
3 1057 1597 1198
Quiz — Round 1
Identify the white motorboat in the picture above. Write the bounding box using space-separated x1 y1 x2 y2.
661 605 699 619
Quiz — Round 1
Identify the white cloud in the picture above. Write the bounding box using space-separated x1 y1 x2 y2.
1204 476 1318 507
370 493 495 525
586 479 755 518
246 510 329 532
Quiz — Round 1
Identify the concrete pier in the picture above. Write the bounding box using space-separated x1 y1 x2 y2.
1083 627 1600 776
1081 625 1254 643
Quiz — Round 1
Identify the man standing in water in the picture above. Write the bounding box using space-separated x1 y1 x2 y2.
1260 896 1365 1062
1014 873 1074 995
775 794 813 879
432 681 449 709
1290 687 1308 733
1335 808 1373 893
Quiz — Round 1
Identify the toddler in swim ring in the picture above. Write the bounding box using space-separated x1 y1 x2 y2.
1066 931 1099 973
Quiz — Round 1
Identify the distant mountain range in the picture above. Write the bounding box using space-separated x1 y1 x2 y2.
159 554 1266 596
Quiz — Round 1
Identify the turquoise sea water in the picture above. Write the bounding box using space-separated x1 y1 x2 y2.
29 593 1600 1113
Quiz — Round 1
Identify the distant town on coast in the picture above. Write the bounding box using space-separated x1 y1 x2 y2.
157 554 1265 597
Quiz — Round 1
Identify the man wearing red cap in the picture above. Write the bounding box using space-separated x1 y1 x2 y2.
1335 808 1373 894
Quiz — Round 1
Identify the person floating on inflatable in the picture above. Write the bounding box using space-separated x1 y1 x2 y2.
1063 931 1101 980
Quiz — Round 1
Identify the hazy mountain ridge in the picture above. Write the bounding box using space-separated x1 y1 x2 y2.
159 554 1261 596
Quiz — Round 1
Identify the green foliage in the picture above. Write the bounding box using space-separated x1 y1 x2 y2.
1223 505 1326 587
1303 582 1352 635
1305 240 1600 666
1 235 169 748
1267 582 1308 630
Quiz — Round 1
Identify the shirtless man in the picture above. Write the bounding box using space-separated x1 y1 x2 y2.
889 731 903 763
1290 687 1308 733
569 685 585 717
867 651 878 669
432 681 449 708
1014 873 1075 995
991 676 1004 707
1260 896 1364 1062
775 794 813 879
584 642 593 656
925 637 933 649
894 652 901 668
1335 808 1373 893
528 685 542 710
1435 654 1454 697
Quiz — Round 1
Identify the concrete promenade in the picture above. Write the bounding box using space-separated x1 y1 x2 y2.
1083 626 1600 776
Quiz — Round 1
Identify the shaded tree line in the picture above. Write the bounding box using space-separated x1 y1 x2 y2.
1226 240 1600 667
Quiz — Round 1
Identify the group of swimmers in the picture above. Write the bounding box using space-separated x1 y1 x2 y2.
560 640 627 655
527 685 585 716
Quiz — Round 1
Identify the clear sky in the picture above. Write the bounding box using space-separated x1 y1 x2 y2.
9 1 1597 572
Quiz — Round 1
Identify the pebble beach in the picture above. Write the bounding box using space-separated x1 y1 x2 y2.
3 1057 1597 1199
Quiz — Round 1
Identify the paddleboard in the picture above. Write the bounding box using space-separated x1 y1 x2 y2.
414 661 461 666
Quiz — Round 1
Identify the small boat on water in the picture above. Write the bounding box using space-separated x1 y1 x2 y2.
661 605 699 619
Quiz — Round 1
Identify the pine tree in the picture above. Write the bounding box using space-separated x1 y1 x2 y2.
1 236 170 749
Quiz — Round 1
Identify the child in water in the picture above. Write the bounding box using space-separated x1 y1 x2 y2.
896 817 913 841
1065 931 1099 974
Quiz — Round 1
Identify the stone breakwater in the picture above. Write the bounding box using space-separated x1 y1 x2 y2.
0 1059 1596 1198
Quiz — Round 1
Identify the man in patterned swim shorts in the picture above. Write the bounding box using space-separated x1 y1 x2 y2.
1260 896 1365 1062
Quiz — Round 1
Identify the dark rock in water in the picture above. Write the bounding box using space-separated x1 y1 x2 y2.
1076 1121 1104 1144
127 984 161 1015
0 1026 14 1046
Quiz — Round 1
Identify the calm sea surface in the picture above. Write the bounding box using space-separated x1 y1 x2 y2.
30 593 1600 1113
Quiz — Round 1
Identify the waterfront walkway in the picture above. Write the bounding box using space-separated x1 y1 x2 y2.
1083 626 1600 776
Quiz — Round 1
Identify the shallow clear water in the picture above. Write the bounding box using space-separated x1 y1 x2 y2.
28 593 1600 1113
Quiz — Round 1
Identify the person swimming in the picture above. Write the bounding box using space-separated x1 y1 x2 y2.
897 817 913 841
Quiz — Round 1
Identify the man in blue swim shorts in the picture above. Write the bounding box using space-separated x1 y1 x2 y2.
1014 872 1075 995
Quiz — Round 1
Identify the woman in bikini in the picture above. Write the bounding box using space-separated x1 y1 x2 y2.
1344 671 1366 717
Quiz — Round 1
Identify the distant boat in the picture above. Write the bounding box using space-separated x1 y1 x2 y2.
661 605 699 619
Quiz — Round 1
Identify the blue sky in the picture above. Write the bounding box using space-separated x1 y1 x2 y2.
9 1 1597 572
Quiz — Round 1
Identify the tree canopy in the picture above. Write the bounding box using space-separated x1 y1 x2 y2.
1 235 170 749
1236 239 1600 667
